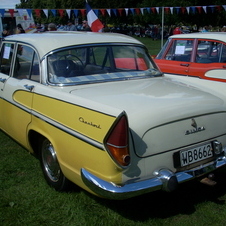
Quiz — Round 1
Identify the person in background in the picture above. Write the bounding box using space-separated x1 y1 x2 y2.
201 26 209 32
48 23 57 31
63 20 77 31
221 26 226 32
173 26 182 35
16 24 25 34
169 25 175 36
2 26 10 37
81 20 91 31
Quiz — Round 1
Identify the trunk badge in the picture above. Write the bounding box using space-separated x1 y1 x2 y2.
185 119 205 135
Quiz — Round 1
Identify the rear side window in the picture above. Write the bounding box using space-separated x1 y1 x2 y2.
13 44 40 81
0 43 14 75
163 39 194 62
196 40 226 63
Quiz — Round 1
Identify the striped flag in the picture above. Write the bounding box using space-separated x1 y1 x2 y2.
86 1 104 32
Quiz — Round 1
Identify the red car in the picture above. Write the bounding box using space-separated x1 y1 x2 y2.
154 32 226 82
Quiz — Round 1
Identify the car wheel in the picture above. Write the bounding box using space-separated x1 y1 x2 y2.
40 138 70 191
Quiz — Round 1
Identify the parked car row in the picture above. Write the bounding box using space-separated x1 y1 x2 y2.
1 31 226 200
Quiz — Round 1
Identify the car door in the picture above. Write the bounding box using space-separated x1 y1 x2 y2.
0 42 15 126
188 39 226 81
0 42 40 147
155 39 195 76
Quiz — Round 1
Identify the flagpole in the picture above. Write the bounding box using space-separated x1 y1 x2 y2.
161 7 164 48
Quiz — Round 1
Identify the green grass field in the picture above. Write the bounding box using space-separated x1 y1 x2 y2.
1 37 226 225
136 36 164 56
1 129 226 225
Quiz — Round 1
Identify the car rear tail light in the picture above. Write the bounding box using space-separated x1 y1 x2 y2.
105 115 130 167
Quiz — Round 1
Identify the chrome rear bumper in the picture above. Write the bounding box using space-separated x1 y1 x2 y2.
81 155 226 200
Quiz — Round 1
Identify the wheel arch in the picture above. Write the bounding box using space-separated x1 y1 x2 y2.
28 130 47 158
28 129 73 191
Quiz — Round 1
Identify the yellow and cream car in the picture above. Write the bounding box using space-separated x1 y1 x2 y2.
1 32 226 199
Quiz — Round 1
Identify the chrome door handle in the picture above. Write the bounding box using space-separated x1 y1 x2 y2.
180 63 190 67
24 84 34 91
0 78 6 83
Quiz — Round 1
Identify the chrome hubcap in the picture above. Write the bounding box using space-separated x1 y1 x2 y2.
42 141 61 182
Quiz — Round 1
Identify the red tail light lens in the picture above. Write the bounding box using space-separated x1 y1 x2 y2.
105 115 130 167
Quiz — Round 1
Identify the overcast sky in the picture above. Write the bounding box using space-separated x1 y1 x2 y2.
1 0 21 9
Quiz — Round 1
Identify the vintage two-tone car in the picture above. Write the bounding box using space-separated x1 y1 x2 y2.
1 32 226 200
154 32 226 82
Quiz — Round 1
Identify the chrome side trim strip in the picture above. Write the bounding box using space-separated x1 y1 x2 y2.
32 110 104 150
2 97 105 150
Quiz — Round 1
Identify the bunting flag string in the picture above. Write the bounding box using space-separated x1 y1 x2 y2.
1 5 225 19
58 9 64 18
17 9 24 17
100 9 106 16
118 9 123 17
181 7 186 14
156 7 160 14
94 9 99 17
27 9 32 18
203 6 207 13
73 9 79 17
43 9 48 18
112 9 117 16
186 7 190 14
34 9 41 18
106 9 111 17
130 8 135 15
8 9 15 17
140 8 145 15
50 9 56 17
66 9 71 18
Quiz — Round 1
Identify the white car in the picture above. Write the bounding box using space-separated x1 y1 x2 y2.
1 31 226 199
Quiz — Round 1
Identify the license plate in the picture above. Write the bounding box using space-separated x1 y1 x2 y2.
180 143 213 167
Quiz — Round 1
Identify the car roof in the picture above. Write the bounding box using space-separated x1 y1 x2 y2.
3 31 143 58
170 32 226 42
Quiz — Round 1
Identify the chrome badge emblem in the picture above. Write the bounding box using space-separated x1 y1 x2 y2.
185 118 205 135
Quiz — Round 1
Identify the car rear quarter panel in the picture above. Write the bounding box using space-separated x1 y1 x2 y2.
24 85 125 191
30 115 123 192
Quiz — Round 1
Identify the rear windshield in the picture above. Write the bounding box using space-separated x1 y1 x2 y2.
47 44 161 85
